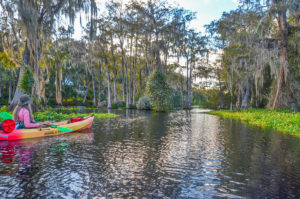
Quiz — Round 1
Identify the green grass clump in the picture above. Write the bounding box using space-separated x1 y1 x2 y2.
0 106 8 112
33 111 119 122
209 109 300 134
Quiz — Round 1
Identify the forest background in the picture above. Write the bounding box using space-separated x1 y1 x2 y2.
0 0 299 112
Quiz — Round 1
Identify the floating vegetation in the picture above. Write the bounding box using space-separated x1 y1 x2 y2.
210 109 300 134
34 111 119 122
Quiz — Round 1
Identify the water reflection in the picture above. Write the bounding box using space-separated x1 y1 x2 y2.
0 109 300 198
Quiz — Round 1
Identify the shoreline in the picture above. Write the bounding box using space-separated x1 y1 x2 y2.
208 109 300 135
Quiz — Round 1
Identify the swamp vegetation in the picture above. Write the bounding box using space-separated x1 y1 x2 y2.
0 0 299 129
0 1 300 197
210 109 300 134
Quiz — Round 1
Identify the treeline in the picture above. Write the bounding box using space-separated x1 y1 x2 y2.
0 0 299 111
0 0 208 111
202 0 300 110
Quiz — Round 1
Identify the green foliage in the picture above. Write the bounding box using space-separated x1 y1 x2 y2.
99 93 106 102
112 101 126 109
210 109 300 134
127 104 136 109
20 66 34 95
0 106 8 112
171 90 183 108
146 72 172 112
192 89 230 109
137 96 152 110
33 111 118 122
0 106 9 121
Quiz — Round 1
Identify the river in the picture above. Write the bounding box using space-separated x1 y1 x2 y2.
0 108 299 198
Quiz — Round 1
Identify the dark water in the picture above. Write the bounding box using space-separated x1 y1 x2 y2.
0 109 300 199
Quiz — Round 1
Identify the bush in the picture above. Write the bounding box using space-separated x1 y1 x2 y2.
137 96 152 110
128 104 136 109
112 101 126 109
171 90 183 108
0 106 8 112
146 71 172 112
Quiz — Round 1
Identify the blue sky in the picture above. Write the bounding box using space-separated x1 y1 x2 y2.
173 0 239 32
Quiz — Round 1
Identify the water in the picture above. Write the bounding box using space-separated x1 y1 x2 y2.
0 108 299 198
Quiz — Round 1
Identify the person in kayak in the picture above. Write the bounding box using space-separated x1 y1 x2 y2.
13 95 50 128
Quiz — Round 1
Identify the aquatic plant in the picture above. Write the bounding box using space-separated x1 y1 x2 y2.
33 111 119 122
210 109 300 134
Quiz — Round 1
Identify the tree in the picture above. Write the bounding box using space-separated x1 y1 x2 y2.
146 71 172 111
1 0 96 110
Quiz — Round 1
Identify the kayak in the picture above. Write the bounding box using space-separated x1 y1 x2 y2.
0 116 94 141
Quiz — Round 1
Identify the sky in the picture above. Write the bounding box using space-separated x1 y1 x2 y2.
173 0 238 32
73 0 239 39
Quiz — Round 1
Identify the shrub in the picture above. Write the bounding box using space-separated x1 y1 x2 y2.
171 90 183 108
0 106 8 112
146 71 172 112
137 96 152 110
128 104 136 109
112 101 126 109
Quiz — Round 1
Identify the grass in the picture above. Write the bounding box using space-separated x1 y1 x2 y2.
209 109 300 134
33 111 119 122
0 105 119 122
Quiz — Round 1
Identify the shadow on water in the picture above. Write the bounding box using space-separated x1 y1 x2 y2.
0 108 299 198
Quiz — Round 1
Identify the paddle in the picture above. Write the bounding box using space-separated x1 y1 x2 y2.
50 125 74 133
0 112 13 120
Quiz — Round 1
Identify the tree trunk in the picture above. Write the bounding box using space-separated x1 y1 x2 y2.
106 59 112 109
113 71 117 103
83 82 91 104
0 85 2 98
229 65 233 111
139 69 142 93
128 72 132 105
155 31 161 71
241 79 250 109
8 81 12 104
217 69 224 109
188 63 193 107
55 65 63 105
92 71 96 107
132 67 136 106
97 63 103 106
218 79 224 109
185 58 190 107
122 60 125 102
236 87 241 110
271 8 297 109
126 62 129 108
39 67 48 105
32 35 41 101
7 41 30 111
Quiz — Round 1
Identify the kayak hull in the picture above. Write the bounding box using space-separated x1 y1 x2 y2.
0 116 94 141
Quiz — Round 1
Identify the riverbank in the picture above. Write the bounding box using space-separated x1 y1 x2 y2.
0 106 119 122
209 109 300 134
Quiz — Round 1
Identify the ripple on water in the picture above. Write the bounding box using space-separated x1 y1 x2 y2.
0 109 300 198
